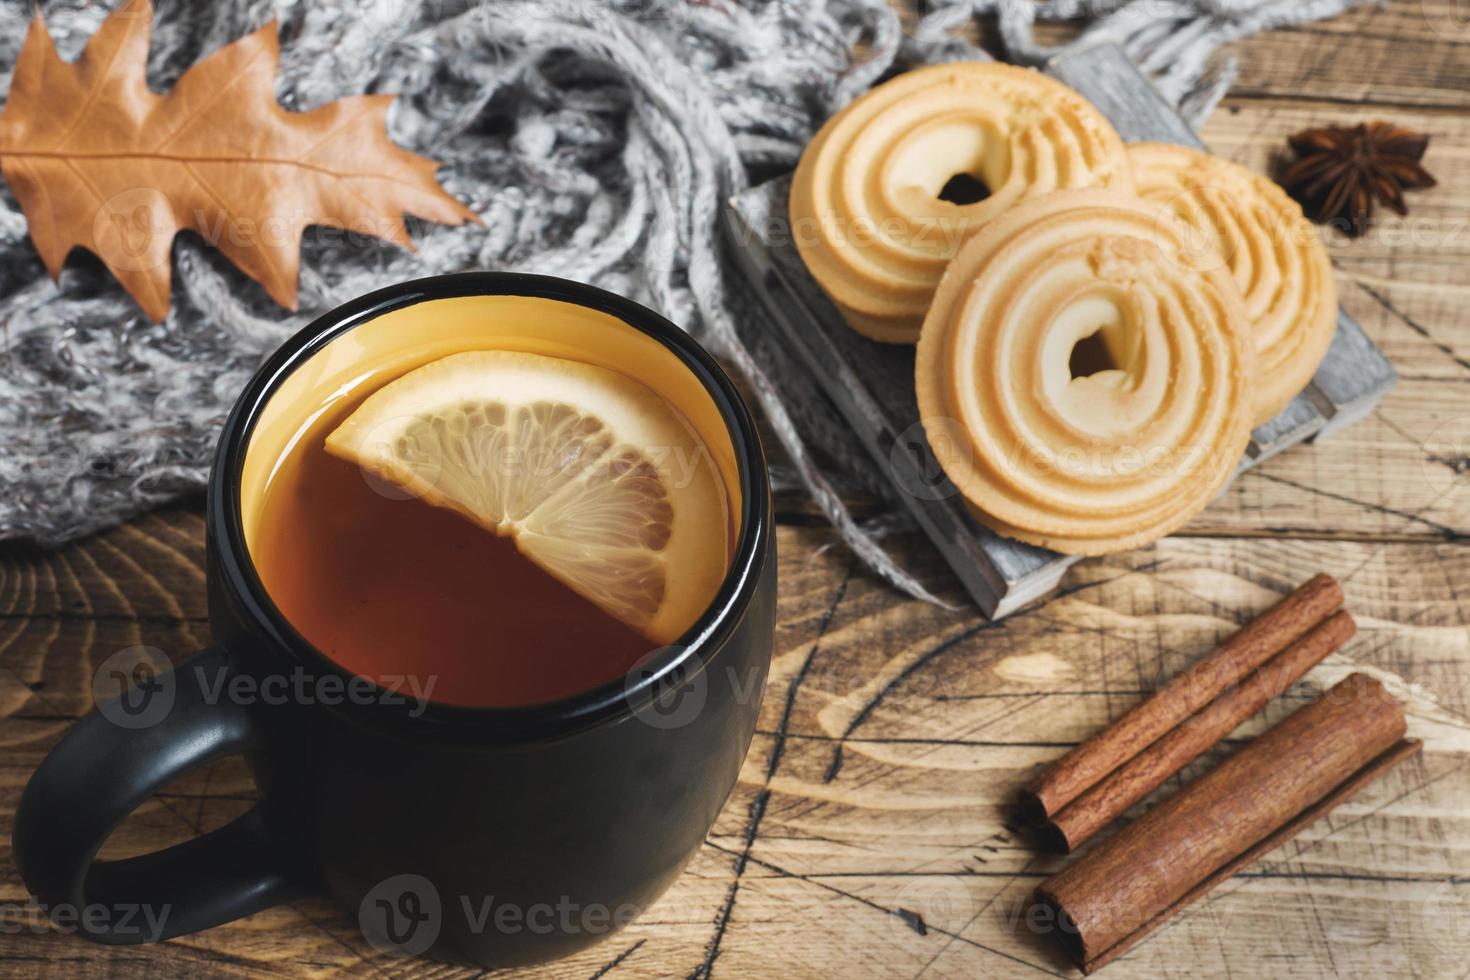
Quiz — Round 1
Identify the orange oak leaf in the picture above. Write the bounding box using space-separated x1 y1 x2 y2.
0 0 477 322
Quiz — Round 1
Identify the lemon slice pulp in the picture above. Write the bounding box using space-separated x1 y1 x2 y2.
325 350 730 645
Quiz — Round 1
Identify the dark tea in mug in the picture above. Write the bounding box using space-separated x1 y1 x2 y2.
247 295 739 707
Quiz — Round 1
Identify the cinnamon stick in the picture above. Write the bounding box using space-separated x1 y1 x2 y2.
1032 673 1414 972
1080 738 1422 975
1044 609 1357 852
1020 574 1343 823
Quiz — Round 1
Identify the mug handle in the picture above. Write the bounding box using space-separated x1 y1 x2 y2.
12 644 307 943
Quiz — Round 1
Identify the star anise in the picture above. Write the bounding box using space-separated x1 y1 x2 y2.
1280 121 1437 237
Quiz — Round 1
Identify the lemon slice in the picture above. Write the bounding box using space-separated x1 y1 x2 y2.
324 350 730 645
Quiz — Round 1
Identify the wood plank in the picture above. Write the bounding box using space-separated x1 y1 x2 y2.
684 528 1470 979
725 174 1071 619
0 520 1466 978
969 2 1470 110
1233 14 1470 110
0 502 208 622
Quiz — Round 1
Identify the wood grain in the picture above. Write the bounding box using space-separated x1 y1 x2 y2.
1 512 1467 978
2 3 1469 978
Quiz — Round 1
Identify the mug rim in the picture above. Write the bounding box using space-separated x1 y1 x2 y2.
208 271 771 744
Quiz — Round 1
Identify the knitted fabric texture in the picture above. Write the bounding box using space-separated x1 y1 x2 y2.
0 0 1369 600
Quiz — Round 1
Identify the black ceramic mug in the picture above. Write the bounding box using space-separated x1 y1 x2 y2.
12 273 776 967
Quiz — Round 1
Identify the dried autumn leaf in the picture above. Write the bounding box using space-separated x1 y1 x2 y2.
0 0 477 322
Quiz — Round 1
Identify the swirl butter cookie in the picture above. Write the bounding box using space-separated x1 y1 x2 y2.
790 62 1134 343
1128 143 1338 424
915 191 1255 555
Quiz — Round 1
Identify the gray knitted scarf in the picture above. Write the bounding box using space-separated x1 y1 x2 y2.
0 0 1368 600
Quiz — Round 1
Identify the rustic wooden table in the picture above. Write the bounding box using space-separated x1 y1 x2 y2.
3 4 1468 977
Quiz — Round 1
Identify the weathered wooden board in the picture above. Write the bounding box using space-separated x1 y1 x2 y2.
1 508 1467 978
724 178 1072 619
1231 4 1470 111
726 44 1397 619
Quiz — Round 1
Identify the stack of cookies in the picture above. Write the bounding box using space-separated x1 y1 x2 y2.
789 63 1337 556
